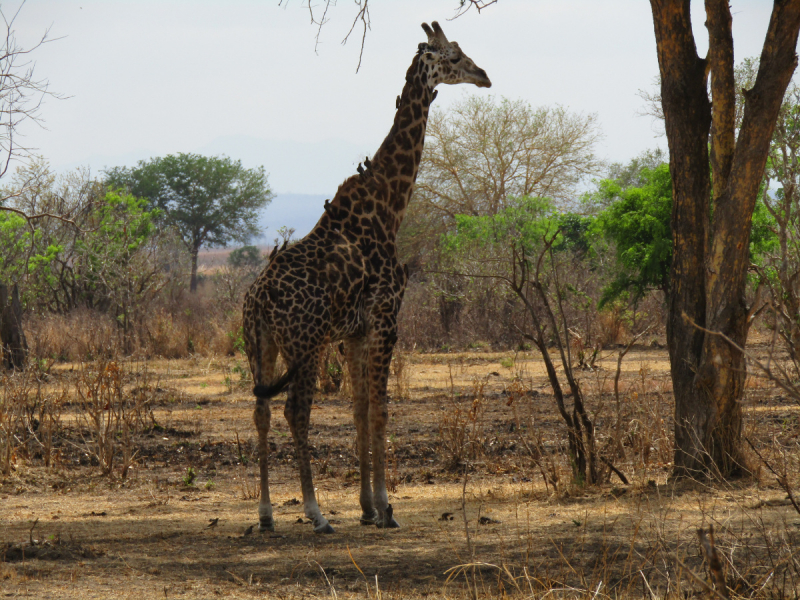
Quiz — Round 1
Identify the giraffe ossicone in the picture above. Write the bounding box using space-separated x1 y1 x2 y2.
242 21 490 535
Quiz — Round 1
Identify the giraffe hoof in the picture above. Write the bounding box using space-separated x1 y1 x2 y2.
359 511 378 525
314 522 336 534
376 504 400 529
376 517 400 529
259 519 275 533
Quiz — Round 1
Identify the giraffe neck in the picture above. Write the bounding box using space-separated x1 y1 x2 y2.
367 54 434 237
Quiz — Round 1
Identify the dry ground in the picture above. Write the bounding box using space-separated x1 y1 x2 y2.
2 347 800 599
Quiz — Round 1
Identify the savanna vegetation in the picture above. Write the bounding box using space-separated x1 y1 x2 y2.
4 1 800 599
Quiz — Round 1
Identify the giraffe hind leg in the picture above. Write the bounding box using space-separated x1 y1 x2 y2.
245 318 282 532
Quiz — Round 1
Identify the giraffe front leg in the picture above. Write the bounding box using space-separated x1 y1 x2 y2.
345 338 377 525
369 340 400 529
285 372 335 534
253 397 275 532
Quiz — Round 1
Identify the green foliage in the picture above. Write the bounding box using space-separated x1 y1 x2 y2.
590 157 778 307
0 211 60 287
105 153 274 291
228 245 263 270
750 192 778 260
227 327 246 354
554 212 595 256
444 196 559 255
74 190 159 297
183 466 197 486
105 153 273 252
592 163 673 306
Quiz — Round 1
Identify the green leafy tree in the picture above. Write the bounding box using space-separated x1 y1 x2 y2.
593 164 673 305
0 211 34 368
592 159 776 305
0 160 179 357
105 153 274 291
0 7 63 369
72 190 163 336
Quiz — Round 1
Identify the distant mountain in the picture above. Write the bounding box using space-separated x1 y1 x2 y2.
256 193 327 241
51 134 378 197
198 134 376 195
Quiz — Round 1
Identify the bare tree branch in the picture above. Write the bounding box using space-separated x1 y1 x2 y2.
452 0 499 19
0 3 65 219
280 0 372 73
282 0 499 71
341 0 370 73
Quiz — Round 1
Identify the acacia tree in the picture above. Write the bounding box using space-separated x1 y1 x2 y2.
651 0 800 478
105 153 274 292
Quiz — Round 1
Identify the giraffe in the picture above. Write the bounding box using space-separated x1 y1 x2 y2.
242 21 491 534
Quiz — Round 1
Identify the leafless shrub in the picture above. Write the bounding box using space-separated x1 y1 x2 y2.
438 375 490 469
504 377 564 494
0 370 28 476
74 359 123 475
0 363 68 476
73 357 156 477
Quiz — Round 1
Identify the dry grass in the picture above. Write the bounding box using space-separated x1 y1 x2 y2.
1 345 800 599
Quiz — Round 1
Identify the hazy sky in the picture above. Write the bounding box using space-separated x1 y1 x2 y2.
10 1 782 196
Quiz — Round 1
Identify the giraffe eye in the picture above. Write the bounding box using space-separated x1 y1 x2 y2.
449 57 460 64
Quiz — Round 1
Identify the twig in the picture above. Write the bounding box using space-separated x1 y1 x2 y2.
670 550 730 600
28 517 38 544
452 0 499 18
347 545 371 599
745 437 800 516
600 456 629 485
697 526 730 600
682 311 800 403
308 560 338 600
341 0 370 73
639 570 657 600
461 462 473 558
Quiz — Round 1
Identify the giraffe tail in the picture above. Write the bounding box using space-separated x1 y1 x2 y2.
252 365 299 399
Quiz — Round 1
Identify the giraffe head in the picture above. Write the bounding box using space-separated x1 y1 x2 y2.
418 21 491 89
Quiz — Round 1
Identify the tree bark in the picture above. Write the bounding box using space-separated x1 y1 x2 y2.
0 283 28 370
190 245 199 293
651 0 800 478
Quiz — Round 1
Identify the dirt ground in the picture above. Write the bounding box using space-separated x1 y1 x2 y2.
2 347 800 599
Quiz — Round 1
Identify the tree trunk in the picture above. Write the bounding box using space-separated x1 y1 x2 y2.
0 283 28 370
651 0 800 479
190 245 200 293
